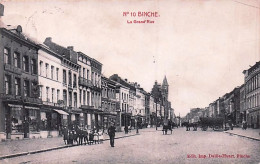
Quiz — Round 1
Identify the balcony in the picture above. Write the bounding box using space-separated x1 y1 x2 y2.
42 100 55 106
78 77 93 88
4 64 22 75
23 97 42 104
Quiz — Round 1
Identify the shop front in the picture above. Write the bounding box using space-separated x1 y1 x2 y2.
5 104 41 140
39 107 69 138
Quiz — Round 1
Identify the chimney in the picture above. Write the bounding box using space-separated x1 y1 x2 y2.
67 46 74 51
44 37 52 46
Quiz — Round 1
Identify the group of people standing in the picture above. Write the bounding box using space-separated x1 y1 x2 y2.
62 125 104 145
62 123 117 147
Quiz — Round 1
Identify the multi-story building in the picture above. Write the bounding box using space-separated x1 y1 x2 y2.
77 52 94 129
38 44 68 138
239 84 246 123
90 58 102 129
43 38 81 129
110 74 131 131
243 62 260 128
0 26 42 140
101 76 117 130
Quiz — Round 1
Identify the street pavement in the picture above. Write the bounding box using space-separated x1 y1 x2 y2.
224 127 260 141
1 127 259 164
0 130 138 158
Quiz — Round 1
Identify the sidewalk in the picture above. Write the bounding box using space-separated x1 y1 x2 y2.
223 127 260 141
0 130 140 160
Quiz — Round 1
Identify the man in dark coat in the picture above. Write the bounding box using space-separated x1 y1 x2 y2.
108 123 116 147
63 126 69 145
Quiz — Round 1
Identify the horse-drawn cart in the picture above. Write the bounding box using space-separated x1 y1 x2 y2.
200 117 224 131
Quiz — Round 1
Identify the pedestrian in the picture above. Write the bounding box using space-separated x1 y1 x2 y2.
98 130 104 144
83 126 89 145
63 126 69 145
68 130 73 145
124 125 128 134
88 130 94 145
78 127 84 145
93 129 99 144
108 122 116 147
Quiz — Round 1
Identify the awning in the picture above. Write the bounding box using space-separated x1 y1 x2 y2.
53 109 69 115
8 104 23 108
25 106 40 110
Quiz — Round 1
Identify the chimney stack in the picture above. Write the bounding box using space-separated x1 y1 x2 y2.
67 46 74 51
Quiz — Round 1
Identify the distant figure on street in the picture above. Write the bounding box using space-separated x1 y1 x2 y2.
124 125 128 134
242 120 247 130
63 126 69 145
108 123 116 147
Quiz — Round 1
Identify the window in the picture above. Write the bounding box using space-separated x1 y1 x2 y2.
23 56 29 72
31 59 37 74
5 75 11 94
83 90 86 105
87 91 90 105
4 48 11 64
14 52 21 68
87 70 89 80
32 82 38 97
24 80 29 97
46 87 49 101
45 63 49 77
73 74 77 88
51 66 54 79
63 90 67 106
63 69 67 84
91 72 94 83
51 88 55 102
56 68 59 81
39 61 43 76
57 89 60 101
74 92 77 107
39 86 42 98
79 89 82 105
83 68 86 79
68 71 72 86
69 91 72 107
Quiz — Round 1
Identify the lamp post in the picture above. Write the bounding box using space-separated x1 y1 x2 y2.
155 100 158 130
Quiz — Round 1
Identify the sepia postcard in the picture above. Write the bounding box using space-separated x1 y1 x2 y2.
0 0 259 164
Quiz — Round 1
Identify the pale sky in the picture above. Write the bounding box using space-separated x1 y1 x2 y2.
1 0 259 116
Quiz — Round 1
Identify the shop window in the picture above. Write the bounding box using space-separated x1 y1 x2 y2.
29 109 39 132
11 107 23 133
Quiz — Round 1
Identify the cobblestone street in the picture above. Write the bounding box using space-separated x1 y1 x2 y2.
1 128 259 164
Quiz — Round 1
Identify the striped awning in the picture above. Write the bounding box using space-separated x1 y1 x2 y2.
53 109 69 115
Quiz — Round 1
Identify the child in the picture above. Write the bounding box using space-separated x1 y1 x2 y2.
88 130 94 145
93 130 99 144
98 130 104 144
